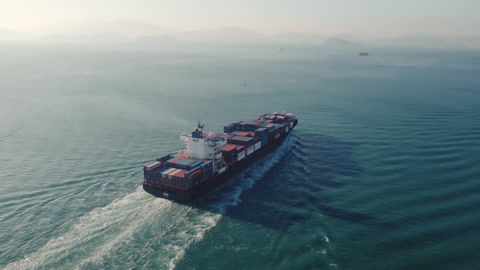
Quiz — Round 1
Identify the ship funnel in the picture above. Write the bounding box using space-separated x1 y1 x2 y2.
198 121 205 130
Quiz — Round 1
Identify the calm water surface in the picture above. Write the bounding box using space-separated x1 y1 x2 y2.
1 43 479 269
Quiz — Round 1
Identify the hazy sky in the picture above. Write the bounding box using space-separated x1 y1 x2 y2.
1 0 479 36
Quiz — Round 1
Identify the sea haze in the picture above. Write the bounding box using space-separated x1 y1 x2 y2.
0 43 479 269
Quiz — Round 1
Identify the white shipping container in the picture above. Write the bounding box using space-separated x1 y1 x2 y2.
286 126 289 133
237 151 246 161
290 122 293 128
254 142 262 151
168 169 181 176
246 146 254 155
145 161 161 171
161 168 175 177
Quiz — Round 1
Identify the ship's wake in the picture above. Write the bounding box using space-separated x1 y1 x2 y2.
5 135 297 270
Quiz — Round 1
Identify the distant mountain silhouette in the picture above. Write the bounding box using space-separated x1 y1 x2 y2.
377 34 480 49
1 19 479 48
0 28 31 41
269 32 327 44
174 27 268 43
323 37 361 46
39 19 172 38
136 35 177 43
43 32 130 43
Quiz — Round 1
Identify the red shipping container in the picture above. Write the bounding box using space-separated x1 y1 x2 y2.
221 144 237 152
231 131 249 136
192 170 202 178
145 161 158 167
173 169 187 178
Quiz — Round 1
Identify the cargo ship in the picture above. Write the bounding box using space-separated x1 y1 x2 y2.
143 111 298 202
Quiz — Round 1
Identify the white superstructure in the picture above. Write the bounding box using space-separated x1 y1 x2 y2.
180 124 227 173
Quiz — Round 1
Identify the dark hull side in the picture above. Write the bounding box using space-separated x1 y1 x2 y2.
143 120 297 202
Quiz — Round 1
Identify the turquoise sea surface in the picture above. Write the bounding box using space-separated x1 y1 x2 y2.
1 43 479 269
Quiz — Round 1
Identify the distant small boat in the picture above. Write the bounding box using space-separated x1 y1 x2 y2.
279 47 284 52
359 52 369 56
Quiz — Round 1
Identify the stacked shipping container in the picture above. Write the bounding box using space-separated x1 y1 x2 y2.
227 136 255 145
144 159 214 191
165 157 204 170
145 111 296 192
217 112 295 164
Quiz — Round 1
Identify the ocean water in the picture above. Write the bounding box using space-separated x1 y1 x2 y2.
1 43 479 269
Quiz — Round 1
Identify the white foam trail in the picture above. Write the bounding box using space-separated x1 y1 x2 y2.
5 187 166 270
205 135 297 215
165 135 297 269
5 135 297 270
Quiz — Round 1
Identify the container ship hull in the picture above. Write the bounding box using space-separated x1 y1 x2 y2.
143 112 297 203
